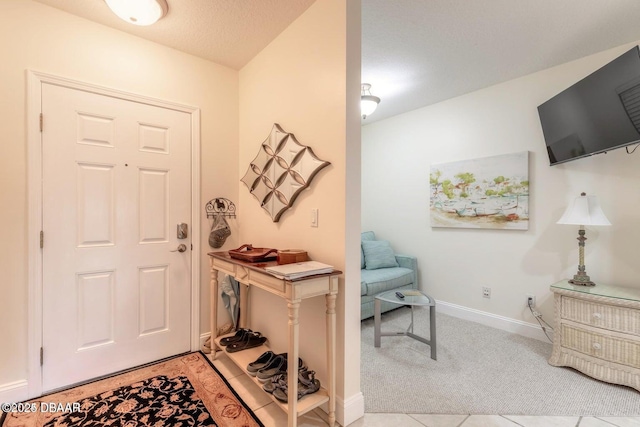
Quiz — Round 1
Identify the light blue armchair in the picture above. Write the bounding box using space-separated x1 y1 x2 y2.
360 231 418 320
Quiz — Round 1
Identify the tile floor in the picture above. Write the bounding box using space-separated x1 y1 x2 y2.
208 353 640 427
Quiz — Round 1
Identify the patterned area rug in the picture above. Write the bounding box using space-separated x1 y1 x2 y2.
1 352 263 427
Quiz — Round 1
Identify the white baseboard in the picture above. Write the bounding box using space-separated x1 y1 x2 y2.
200 332 211 349
316 391 365 427
0 380 29 403
338 392 365 426
436 300 553 343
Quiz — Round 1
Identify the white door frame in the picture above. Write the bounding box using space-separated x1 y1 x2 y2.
26 70 201 398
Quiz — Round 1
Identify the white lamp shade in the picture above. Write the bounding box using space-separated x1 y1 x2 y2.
361 96 380 117
557 193 611 226
106 0 168 26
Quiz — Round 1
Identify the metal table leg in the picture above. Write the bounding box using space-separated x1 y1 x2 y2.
376 303 437 361
430 304 437 360
374 298 382 347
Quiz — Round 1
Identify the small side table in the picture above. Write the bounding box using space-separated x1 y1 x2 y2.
374 289 437 360
208 251 340 427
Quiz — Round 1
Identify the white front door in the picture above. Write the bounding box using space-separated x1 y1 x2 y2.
41 83 192 392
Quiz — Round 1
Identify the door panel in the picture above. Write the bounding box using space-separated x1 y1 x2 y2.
41 83 191 392
76 163 115 247
139 168 169 243
138 265 169 335
77 271 115 350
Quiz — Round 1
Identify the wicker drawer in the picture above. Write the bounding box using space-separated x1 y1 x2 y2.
561 324 640 367
561 296 640 337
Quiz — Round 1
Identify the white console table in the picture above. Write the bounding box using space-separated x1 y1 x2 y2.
549 280 640 391
208 251 340 427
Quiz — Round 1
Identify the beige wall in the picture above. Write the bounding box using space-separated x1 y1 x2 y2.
238 0 363 422
0 0 239 392
362 42 640 333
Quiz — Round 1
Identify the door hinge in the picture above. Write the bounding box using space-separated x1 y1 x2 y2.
39 113 43 132
40 347 44 366
40 230 44 248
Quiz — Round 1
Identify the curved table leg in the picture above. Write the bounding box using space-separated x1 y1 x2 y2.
239 281 249 329
326 290 337 427
287 299 301 427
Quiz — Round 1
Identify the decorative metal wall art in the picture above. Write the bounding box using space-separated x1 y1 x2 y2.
241 124 330 222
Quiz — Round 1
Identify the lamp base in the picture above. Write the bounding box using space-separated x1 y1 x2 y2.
569 273 595 287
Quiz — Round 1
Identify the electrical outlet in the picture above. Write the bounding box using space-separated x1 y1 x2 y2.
527 295 536 308
482 286 491 299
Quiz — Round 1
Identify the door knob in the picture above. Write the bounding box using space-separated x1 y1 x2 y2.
171 244 187 253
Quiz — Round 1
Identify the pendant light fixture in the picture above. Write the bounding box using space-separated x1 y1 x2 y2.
105 0 168 26
361 83 381 119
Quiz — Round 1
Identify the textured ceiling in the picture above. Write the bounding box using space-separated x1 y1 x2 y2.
33 0 316 70
33 0 640 123
362 0 640 122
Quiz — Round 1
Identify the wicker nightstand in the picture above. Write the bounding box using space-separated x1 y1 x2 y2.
549 280 640 391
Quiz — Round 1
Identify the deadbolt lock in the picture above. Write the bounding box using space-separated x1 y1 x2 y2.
177 223 188 239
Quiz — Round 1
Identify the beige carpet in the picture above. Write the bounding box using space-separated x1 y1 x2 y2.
361 307 640 415
1 352 263 427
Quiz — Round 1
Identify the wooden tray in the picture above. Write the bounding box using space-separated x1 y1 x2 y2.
228 244 278 262
277 249 308 265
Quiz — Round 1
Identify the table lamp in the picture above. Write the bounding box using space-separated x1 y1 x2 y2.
557 192 611 286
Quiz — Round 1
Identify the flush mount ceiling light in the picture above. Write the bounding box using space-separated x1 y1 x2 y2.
361 83 380 119
105 0 168 26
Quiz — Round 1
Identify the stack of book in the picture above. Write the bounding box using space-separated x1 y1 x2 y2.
264 261 334 280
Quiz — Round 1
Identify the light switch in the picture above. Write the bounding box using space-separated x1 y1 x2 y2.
311 208 318 227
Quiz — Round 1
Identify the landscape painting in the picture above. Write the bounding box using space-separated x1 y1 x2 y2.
430 151 529 230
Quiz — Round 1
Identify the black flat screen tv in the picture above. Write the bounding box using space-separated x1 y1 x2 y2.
538 46 640 165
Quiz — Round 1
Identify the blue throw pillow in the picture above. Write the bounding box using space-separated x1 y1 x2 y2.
362 240 399 270
361 231 376 269
361 231 376 241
